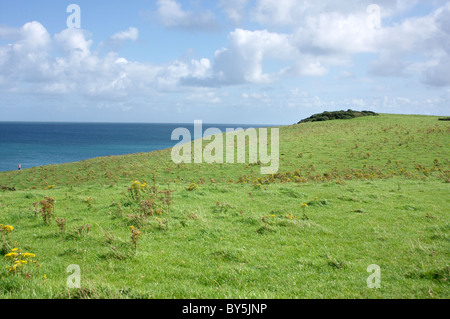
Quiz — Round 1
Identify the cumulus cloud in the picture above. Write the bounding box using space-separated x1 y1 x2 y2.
422 3 450 86
212 28 297 84
250 0 422 27
0 21 52 85
110 27 138 42
241 0 450 87
1 0 450 112
100 27 139 51
156 0 218 30
160 1 447 88
0 22 214 99
219 0 249 24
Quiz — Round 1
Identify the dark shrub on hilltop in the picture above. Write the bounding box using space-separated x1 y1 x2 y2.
297 109 378 124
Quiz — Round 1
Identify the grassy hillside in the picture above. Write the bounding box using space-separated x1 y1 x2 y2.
0 114 449 299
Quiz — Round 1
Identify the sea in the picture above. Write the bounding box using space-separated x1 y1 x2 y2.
0 122 272 172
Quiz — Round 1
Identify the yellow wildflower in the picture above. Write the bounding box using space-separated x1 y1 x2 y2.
1 225 14 232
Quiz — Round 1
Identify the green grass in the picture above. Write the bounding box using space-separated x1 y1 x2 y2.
0 114 448 299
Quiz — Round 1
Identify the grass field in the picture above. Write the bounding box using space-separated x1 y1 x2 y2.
0 113 448 299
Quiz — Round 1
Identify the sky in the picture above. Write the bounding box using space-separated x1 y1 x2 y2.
0 0 449 125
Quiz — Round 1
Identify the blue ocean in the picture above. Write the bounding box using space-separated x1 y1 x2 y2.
0 122 270 172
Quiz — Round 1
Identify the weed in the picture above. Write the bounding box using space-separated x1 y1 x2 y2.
130 226 141 254
213 201 234 214
85 197 94 208
110 201 123 218
0 224 14 253
155 217 168 231
31 202 39 217
186 182 198 191
4 248 40 277
55 217 67 234
39 196 55 225
327 255 347 269
74 224 91 239
127 180 148 202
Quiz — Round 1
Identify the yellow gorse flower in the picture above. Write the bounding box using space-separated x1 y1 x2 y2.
0 224 14 232
131 180 141 190
4 248 38 275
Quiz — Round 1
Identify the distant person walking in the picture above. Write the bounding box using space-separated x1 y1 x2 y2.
18 163 21 171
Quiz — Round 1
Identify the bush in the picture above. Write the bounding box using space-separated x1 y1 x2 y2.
297 109 378 124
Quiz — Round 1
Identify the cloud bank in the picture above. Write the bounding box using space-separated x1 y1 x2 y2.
0 0 449 122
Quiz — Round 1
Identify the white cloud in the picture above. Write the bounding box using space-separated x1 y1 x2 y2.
110 27 138 42
55 28 93 61
250 0 424 27
212 28 297 84
186 89 221 104
0 21 52 84
0 22 216 99
1 1 450 123
156 0 218 30
219 0 249 24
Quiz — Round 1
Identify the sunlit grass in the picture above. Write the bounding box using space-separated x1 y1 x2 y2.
0 114 448 299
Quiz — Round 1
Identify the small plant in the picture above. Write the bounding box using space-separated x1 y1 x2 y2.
99 228 133 260
327 255 347 269
75 224 91 239
110 201 123 218
0 224 14 234
129 226 141 254
186 182 198 191
213 201 233 214
127 212 147 228
139 199 157 216
32 202 39 217
286 213 295 220
127 180 148 202
55 217 67 234
253 182 262 190
187 211 198 220
85 196 93 208
155 217 168 230
158 189 173 215
39 196 55 225
0 224 14 253
4 248 40 276
261 216 268 227
257 215 276 234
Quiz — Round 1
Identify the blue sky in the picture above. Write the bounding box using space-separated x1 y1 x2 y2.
0 0 449 124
